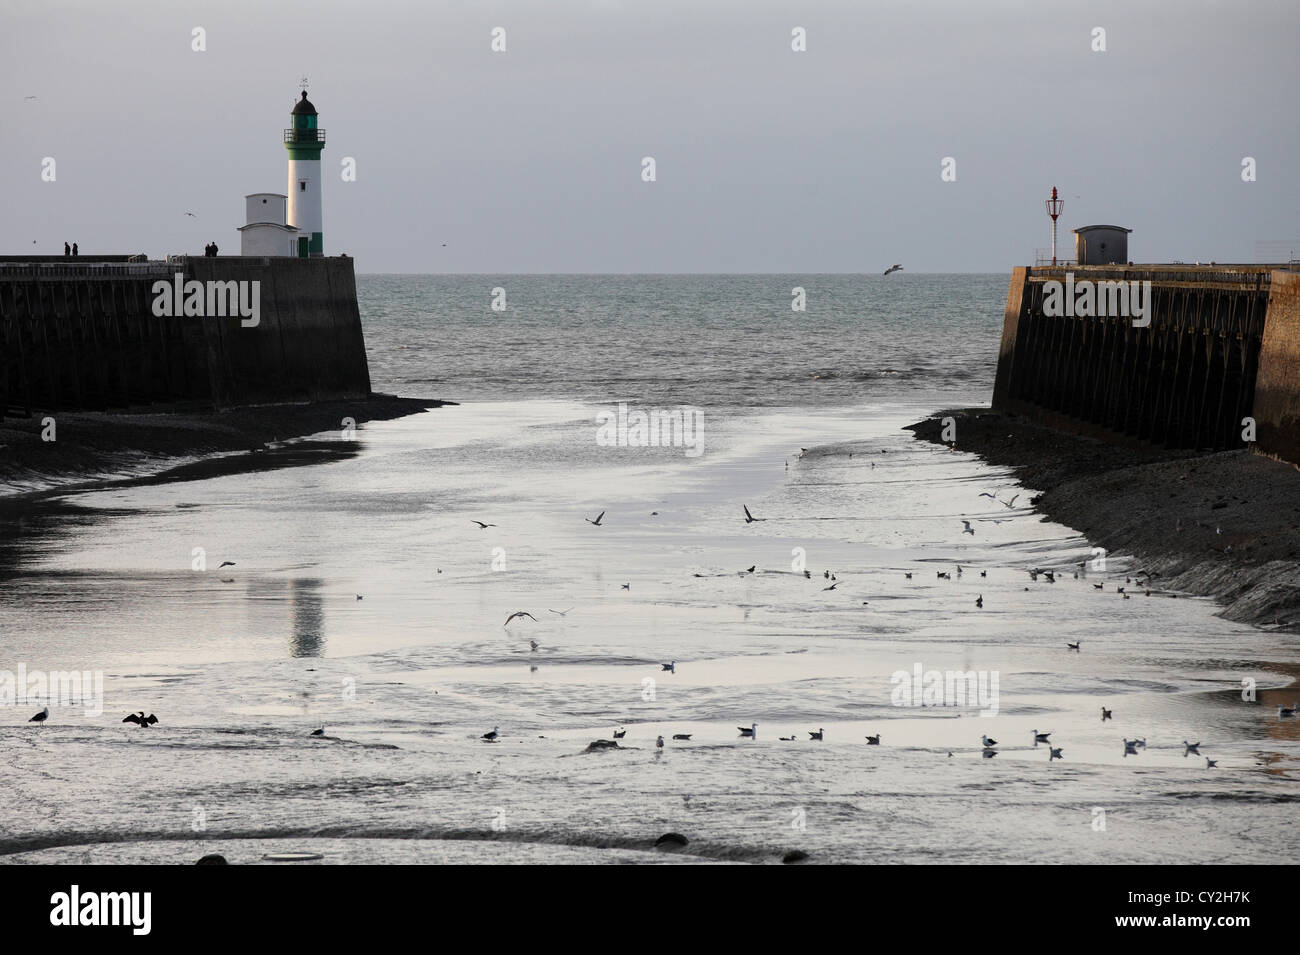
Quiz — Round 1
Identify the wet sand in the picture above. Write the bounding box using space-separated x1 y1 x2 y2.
0 395 450 504
907 409 1300 631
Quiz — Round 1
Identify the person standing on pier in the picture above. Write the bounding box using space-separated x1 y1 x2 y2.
71 243 78 256
63 242 70 256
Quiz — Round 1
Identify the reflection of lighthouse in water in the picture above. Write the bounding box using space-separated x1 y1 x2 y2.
285 89 326 257
289 578 325 657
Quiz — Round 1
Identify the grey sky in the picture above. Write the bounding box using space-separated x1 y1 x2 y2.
2 0 1296 272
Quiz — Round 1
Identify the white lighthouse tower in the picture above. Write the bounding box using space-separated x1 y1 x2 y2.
285 88 325 257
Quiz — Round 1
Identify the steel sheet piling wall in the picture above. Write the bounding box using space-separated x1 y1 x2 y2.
0 257 371 416
991 265 1295 463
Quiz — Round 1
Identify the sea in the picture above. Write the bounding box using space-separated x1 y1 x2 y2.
1 274 1297 864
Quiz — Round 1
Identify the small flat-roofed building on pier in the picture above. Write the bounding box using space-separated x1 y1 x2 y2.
1074 225 1132 265
238 192 299 256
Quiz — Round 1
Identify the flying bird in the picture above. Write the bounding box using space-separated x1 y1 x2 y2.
1183 741 1200 756
184 211 196 217
471 520 497 529
503 611 537 627
883 264 903 275
743 505 766 523
585 511 605 526
1049 747 1064 761
548 608 573 617
218 561 235 568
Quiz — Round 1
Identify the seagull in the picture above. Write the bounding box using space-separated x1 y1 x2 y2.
672 734 692 741
1205 758 1218 768
779 733 797 741
743 565 756 574
962 521 974 535
29 707 49 723
1033 730 1051 744
585 511 605 526
905 572 912 579
1066 641 1081 651
529 640 539 651
981 734 997 748
979 492 998 500
482 726 500 741
471 520 497 529
122 711 146 725
1101 707 1112 721
809 728 824 740
1049 747 1064 761
743 505 764 523
613 728 626 739
140 713 159 726
503 611 537 627
1123 739 1140 756
822 581 838 591
1277 703 1299 717
883 264 903 275
184 211 196 217
1002 494 1019 508
356 594 363 601
865 734 881 745
661 661 676 673
656 735 664 749
310 725 325 737
218 561 235 568
1093 583 1104 590
1183 741 1200 756
621 582 630 590
1134 737 1147 749
975 595 983 608
24 95 38 100
937 572 951 580
738 723 757 738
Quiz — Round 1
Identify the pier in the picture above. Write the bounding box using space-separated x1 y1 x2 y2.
992 264 1300 465
0 255 372 417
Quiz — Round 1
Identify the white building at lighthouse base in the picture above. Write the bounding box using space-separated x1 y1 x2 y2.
237 193 300 256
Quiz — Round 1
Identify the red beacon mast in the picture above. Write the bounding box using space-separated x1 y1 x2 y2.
1045 186 1063 266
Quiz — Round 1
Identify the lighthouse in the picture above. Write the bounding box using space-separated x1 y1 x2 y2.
284 89 325 257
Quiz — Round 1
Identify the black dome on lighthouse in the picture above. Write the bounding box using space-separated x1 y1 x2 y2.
291 90 317 116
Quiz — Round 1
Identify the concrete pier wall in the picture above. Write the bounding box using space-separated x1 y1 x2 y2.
0 257 371 415
991 264 1298 464
1254 271 1300 465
